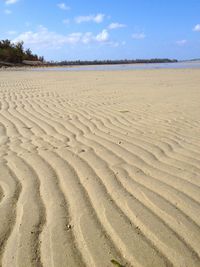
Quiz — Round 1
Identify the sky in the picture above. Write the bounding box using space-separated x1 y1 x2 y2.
0 0 200 61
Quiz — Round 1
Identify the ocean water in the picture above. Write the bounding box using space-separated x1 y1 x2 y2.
32 62 200 71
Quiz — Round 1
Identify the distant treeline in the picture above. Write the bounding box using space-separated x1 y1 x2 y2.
0 39 44 64
0 39 178 67
49 58 178 66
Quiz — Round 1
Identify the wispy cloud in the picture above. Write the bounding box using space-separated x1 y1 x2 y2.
193 24 200 32
57 3 70 10
7 30 17 35
13 26 110 49
63 19 70 25
75 14 105 24
96 29 109 42
108 41 126 47
176 39 187 46
108 23 126 30
132 33 146 40
4 9 12 14
5 0 19 5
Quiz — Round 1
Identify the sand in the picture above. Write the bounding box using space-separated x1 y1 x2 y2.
0 69 200 267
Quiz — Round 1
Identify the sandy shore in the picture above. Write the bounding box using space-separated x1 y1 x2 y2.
0 69 200 267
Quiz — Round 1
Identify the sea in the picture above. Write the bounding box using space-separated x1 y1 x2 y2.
32 61 200 72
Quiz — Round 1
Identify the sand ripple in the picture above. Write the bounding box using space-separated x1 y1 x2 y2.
0 69 200 267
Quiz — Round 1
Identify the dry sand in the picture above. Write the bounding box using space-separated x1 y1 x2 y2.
0 69 200 267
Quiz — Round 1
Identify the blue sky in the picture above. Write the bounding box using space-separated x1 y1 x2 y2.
0 0 200 61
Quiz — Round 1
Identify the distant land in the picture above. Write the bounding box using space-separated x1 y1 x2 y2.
47 58 178 67
0 39 44 67
1 38 200 68
0 39 180 68
180 59 200 63
0 58 179 68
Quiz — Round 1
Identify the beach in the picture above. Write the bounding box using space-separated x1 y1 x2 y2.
0 69 200 267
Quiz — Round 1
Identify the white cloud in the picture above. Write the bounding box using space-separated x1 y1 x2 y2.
66 33 82 44
132 33 146 40
13 26 78 47
96 29 109 42
5 0 18 4
176 39 187 46
13 26 110 49
75 13 105 24
193 24 200 32
57 3 70 10
4 9 12 14
82 32 93 44
108 23 126 30
112 41 126 47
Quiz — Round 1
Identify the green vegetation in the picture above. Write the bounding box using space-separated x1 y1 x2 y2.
50 58 178 66
0 39 178 67
0 39 44 65
111 259 125 267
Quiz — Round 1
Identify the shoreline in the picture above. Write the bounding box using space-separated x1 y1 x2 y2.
1 61 200 72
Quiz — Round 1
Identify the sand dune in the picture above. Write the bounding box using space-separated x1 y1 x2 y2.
0 69 200 267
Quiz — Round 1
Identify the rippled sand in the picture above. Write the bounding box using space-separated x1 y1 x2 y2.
0 69 200 267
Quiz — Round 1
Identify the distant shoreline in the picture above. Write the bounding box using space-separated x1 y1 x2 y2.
2 59 200 70
1 61 200 72
0 59 178 69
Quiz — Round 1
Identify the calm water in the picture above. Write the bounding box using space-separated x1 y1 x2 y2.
33 62 200 72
